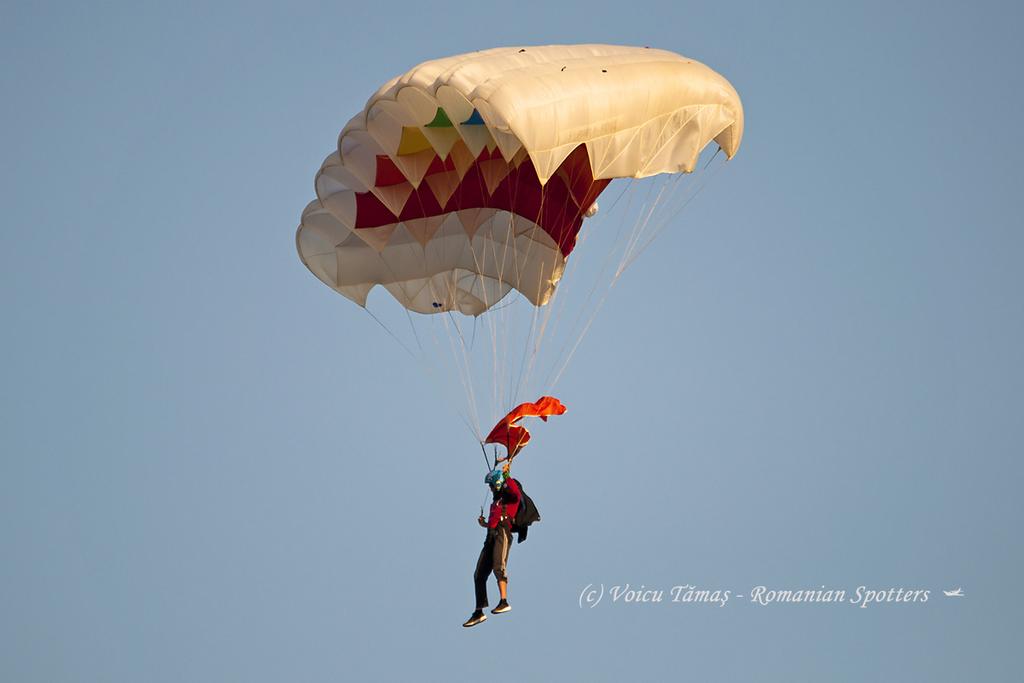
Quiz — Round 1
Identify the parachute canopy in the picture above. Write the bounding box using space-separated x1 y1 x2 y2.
297 44 743 316
485 396 567 456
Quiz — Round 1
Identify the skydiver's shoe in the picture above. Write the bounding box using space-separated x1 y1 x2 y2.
491 600 511 614
462 610 487 627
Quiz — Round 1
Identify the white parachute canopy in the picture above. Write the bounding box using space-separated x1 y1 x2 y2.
297 44 742 317
295 44 743 438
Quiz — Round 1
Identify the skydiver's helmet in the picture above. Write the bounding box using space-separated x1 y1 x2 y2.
485 468 507 491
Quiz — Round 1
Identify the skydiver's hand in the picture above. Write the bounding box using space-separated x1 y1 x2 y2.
477 515 487 527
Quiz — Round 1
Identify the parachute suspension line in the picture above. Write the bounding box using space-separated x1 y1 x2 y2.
528 151 596 396
371 225 479 442
555 177 643 356
499 150 552 415
478 442 492 472
361 306 418 361
549 155 724 390
440 309 483 440
423 308 480 441
479 292 521 313
518 161 592 407
447 320 483 441
515 158 593 406
603 176 636 216
615 155 721 277
363 301 477 442
525 184 603 398
540 177 649 389
511 263 545 407
615 176 671 280
619 174 689 273
705 145 724 170
524 264 560 400
620 155 727 274
448 156 482 429
414 236 485 442
489 247 503 430
498 173 527 418
548 174 673 390
445 310 477 393
398 191 443 335
455 412 478 441
508 182 549 411
460 201 501 432
441 148 501 437
548 284 612 391
492 162 515 424
484 169 518 425
388 253 436 429
507 209 537 408
371 246 425 354
403 299 424 355
505 156 537 414
478 190 511 427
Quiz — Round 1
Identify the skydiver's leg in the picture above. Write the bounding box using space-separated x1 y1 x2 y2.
494 526 511 600
474 531 495 609
490 526 512 613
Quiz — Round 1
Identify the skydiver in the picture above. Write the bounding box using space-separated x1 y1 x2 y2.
463 465 521 627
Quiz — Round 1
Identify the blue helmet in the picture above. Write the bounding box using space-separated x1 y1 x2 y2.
485 468 507 490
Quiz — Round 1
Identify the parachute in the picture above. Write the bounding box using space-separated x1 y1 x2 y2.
297 44 742 316
296 44 743 453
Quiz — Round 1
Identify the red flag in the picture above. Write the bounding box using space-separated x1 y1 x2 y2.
485 396 567 456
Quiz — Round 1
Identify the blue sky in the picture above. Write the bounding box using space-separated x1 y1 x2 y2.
2 1 1022 680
